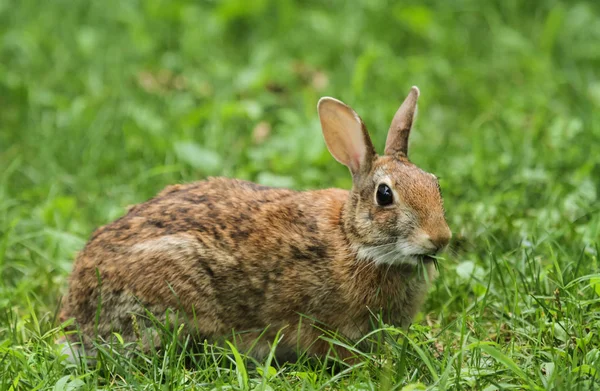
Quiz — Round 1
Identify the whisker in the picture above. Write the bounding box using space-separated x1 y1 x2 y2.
353 256 377 278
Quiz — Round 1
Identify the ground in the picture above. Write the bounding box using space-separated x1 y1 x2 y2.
1 0 599 389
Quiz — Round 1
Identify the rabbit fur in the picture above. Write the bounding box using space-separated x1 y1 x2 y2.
60 87 451 362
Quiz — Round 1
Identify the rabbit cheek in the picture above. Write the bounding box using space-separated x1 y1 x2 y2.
374 208 404 238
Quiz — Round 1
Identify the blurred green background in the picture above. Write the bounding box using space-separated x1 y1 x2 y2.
1 0 599 389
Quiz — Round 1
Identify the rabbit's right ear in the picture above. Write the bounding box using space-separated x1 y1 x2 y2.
318 97 376 176
385 86 419 157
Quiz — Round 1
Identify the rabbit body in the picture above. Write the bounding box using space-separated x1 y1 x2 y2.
61 87 451 361
62 178 434 359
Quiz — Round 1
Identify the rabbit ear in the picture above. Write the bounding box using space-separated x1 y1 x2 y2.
385 86 420 157
318 97 376 176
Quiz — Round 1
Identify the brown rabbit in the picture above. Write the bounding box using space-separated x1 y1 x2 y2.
59 87 451 362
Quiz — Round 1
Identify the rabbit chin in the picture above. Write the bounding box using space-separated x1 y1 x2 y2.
354 241 431 266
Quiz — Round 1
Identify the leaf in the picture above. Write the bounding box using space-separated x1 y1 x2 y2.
112 332 124 345
541 362 555 381
589 82 600 108
403 335 439 382
258 329 282 390
572 364 596 377
471 343 538 390
590 277 600 296
173 141 223 174
290 371 317 383
401 383 427 391
256 366 277 380
8 374 20 391
393 5 433 35
67 379 85 391
553 322 568 343
347 382 375 391
53 376 70 391
42 196 76 226
540 5 564 53
586 348 599 363
225 341 248 390
456 261 475 280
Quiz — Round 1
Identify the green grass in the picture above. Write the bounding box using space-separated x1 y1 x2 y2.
1 0 600 389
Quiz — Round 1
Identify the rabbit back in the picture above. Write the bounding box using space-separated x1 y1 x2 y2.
61 178 362 357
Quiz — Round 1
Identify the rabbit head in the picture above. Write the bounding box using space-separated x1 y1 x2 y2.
318 87 451 266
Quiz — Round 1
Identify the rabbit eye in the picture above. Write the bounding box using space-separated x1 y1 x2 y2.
376 184 394 206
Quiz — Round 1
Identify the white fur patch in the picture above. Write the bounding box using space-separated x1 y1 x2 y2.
130 235 196 254
353 241 427 266
130 235 202 257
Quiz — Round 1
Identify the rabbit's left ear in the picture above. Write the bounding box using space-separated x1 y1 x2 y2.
385 86 420 157
318 97 376 177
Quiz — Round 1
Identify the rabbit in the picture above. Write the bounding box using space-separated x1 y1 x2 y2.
59 86 451 363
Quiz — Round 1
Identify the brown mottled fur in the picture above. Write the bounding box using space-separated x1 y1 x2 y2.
60 87 451 362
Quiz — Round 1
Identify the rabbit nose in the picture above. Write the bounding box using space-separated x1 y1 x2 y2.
427 230 451 253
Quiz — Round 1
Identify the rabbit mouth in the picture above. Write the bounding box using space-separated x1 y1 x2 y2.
416 254 436 263
355 242 436 266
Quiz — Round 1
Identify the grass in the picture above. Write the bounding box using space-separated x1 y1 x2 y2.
1 0 600 389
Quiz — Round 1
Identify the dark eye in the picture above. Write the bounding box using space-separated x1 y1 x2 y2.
376 184 394 206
